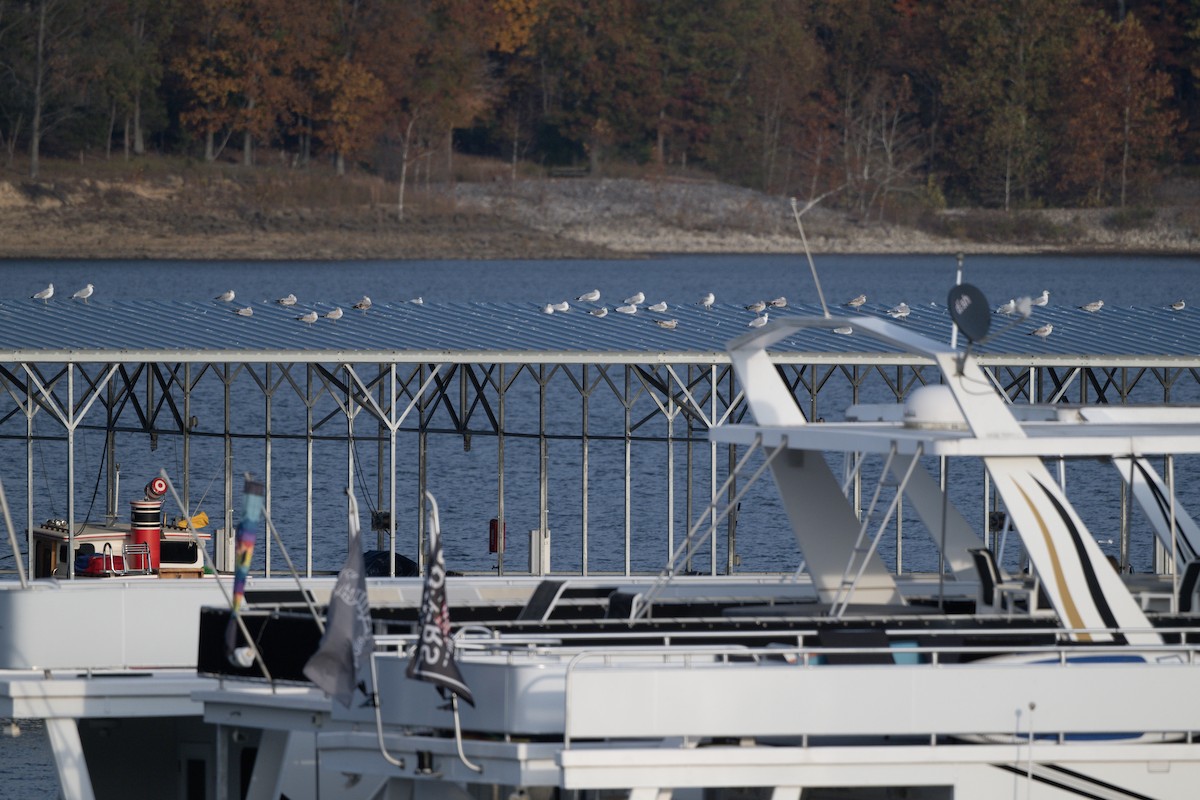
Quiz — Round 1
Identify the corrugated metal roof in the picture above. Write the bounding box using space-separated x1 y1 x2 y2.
0 298 1197 365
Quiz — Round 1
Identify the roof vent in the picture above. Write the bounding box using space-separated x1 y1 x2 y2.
903 385 967 430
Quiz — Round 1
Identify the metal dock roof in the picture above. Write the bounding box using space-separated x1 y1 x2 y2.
0 298 1198 366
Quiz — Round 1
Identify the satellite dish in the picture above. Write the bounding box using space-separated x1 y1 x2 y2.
947 283 990 344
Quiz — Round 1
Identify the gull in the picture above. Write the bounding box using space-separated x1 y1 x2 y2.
577 289 600 302
215 289 235 302
656 319 678 330
748 313 769 328
1030 323 1053 338
72 284 94 304
616 304 638 314
833 326 853 335
590 307 608 318
1170 299 1186 311
235 306 254 317
410 297 424 305
769 296 787 308
700 292 715 310
542 303 555 314
1033 290 1049 306
648 301 668 313
995 298 1016 315
553 301 570 312
296 311 318 324
324 307 343 321
32 283 53 303
745 300 766 313
1080 300 1104 312
277 293 298 306
887 302 910 319
624 291 645 306
846 294 867 308
353 296 372 312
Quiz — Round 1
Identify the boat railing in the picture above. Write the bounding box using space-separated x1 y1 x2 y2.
558 638 1200 748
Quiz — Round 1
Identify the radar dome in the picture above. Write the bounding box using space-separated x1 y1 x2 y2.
903 385 966 430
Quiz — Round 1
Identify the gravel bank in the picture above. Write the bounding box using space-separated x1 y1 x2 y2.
0 175 1196 260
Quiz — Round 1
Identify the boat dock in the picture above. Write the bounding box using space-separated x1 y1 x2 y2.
0 299 1198 580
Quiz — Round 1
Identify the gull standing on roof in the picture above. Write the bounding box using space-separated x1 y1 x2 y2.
834 326 853 335
324 307 343 321
1080 300 1104 312
72 284 94 304
590 307 608 318
297 311 318 324
624 291 645 306
277 293 297 306
700 292 715 310
616 304 637 314
995 298 1016 315
410 297 424 304
577 289 600 302
887 302 910 319
542 303 555 314
748 313 768 328
32 284 53 303
769 296 787 308
745 300 766 314
353 296 372 312
1033 290 1049 306
846 294 866 308
656 318 678 330
648 301 667 312
235 306 253 317
553 301 570 312
1030 323 1053 338
1170 299 1185 311
216 289 235 302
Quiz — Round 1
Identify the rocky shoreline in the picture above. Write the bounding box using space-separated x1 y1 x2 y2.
0 174 1196 260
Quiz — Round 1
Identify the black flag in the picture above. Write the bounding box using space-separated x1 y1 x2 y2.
303 491 375 707
406 493 474 706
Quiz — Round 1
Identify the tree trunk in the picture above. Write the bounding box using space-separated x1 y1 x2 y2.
106 101 116 159
133 92 145 155
29 0 47 180
205 130 215 162
336 150 346 176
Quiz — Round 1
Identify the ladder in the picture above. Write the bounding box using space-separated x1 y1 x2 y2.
829 442 923 618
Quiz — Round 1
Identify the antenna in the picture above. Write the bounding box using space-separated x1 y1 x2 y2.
950 252 964 349
790 197 830 318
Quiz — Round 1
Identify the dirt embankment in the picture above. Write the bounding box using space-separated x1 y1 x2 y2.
0 172 1196 260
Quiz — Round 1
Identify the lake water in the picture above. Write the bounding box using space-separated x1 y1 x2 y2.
1 252 1199 796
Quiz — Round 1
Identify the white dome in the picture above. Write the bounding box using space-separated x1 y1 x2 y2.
903 385 967 430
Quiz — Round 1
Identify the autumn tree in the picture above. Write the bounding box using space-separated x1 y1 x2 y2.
1056 13 1176 205
357 0 495 217
9 0 95 177
939 0 1077 209
174 0 326 165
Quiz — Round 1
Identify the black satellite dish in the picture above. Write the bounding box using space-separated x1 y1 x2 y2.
947 283 991 344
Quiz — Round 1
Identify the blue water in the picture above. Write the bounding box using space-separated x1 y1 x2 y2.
1 252 1200 795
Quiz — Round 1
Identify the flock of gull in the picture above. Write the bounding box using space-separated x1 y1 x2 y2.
540 290 786 330
210 289 390 322
24 284 1190 340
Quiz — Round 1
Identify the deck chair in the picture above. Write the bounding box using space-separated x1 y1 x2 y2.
1180 559 1200 613
970 548 1038 617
